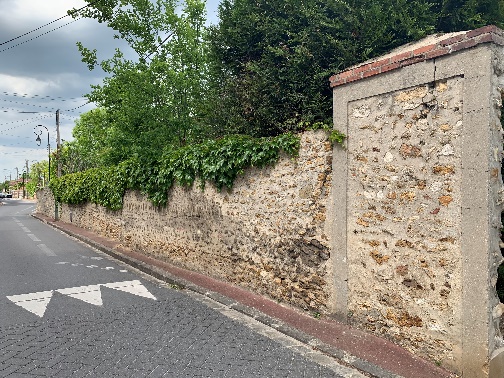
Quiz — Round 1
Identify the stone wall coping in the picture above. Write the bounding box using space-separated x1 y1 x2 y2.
329 25 504 88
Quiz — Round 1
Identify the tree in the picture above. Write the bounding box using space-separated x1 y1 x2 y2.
206 0 437 137
58 108 124 172
207 0 504 137
1 180 9 192
27 161 49 196
69 0 504 152
432 0 504 32
70 0 211 163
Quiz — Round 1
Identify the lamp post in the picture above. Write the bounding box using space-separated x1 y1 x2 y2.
22 170 25 199
34 125 50 184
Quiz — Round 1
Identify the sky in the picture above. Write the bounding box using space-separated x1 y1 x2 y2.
0 0 220 181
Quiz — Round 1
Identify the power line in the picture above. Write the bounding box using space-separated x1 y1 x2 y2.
0 19 81 53
0 97 92 121
0 132 32 140
1 140 38 147
57 115 81 123
0 107 94 144
0 99 58 112
0 2 96 47
0 113 53 130
0 148 49 156
62 102 91 113
0 93 86 101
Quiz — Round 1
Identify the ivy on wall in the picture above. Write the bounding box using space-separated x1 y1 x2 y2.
50 133 301 210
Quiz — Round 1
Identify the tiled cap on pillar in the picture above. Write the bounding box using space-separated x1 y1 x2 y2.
330 25 504 88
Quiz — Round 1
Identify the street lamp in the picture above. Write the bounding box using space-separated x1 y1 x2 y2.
21 169 26 199
34 125 50 183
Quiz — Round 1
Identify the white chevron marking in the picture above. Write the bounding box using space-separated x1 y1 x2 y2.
6 280 156 318
7 291 54 317
102 280 157 300
57 285 103 306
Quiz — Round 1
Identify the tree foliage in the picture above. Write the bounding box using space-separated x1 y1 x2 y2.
27 161 49 196
206 0 435 137
206 0 504 137
67 0 504 157
70 0 211 161
433 0 504 32
58 108 123 173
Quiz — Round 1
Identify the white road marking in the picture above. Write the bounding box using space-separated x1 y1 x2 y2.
27 234 41 242
21 227 30 233
102 280 157 300
80 256 104 260
16 206 35 214
37 244 56 256
7 291 53 318
57 285 103 306
7 280 156 317
56 262 111 270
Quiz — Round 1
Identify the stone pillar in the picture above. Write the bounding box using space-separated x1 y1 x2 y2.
329 26 504 377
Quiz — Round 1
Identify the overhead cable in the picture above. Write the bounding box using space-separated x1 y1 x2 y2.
1 91 86 101
0 113 53 131
0 19 81 53
0 1 96 47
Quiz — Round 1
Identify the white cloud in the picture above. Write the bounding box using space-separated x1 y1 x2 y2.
0 73 60 95
3 0 87 23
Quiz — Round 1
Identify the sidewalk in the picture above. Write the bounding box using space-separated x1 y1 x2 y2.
32 213 457 378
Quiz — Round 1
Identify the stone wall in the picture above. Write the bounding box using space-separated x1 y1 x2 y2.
36 25 504 378
346 78 464 365
36 188 55 216
330 25 504 378
37 131 334 313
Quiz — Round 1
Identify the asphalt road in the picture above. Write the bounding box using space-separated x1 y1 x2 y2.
0 199 366 378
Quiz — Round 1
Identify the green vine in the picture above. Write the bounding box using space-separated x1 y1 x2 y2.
303 121 346 147
50 163 130 211
50 133 300 209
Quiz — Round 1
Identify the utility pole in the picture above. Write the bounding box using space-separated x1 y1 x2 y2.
25 160 29 199
56 109 61 177
54 110 61 220
22 170 25 199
